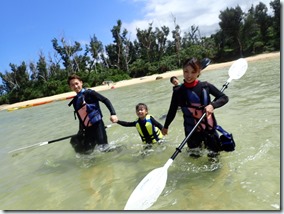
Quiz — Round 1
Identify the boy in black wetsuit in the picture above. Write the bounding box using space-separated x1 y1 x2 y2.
162 57 228 158
68 74 118 154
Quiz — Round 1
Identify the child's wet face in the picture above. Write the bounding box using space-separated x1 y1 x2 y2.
136 106 148 119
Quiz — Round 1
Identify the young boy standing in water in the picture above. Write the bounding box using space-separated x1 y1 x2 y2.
67 74 118 154
162 57 229 158
170 76 181 90
113 103 164 147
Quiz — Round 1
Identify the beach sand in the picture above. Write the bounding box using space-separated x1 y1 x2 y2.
0 52 280 111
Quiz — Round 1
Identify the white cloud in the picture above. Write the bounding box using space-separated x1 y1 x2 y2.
124 0 275 40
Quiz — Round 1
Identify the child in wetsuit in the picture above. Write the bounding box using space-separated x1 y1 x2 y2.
170 76 181 90
114 103 164 146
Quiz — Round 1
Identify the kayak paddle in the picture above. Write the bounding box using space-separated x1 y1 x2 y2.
124 58 248 210
8 124 113 156
8 134 77 155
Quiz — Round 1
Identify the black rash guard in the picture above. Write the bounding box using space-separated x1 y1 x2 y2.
117 116 163 143
117 115 163 129
69 89 116 153
83 89 116 116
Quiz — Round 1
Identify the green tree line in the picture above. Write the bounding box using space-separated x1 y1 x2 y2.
0 0 280 104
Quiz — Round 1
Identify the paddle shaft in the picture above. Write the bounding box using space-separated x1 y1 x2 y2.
43 124 112 144
8 124 113 154
47 135 76 144
170 81 229 160
8 134 77 154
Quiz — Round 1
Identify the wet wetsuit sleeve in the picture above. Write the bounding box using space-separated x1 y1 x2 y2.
164 90 179 129
208 83 229 108
89 90 116 115
150 116 163 130
117 120 136 127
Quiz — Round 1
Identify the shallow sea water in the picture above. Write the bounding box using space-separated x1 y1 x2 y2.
0 57 280 210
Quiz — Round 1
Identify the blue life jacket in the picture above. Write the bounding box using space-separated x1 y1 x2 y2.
69 89 102 127
180 83 216 132
180 82 235 151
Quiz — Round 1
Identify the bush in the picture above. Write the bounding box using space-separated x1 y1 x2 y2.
0 94 9 104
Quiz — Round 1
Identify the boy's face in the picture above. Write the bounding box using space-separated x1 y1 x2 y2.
171 78 179 86
69 78 83 93
136 106 148 119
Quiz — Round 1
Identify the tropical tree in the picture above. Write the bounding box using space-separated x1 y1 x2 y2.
106 19 131 72
36 53 49 82
218 5 244 57
87 34 104 73
0 0 280 105
155 25 170 61
51 37 83 74
136 22 156 62
254 2 271 49
171 16 182 66
242 5 262 53
269 0 280 49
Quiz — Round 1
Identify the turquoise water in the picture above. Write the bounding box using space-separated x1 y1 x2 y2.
0 57 280 210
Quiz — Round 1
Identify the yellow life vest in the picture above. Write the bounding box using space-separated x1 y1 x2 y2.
135 115 163 144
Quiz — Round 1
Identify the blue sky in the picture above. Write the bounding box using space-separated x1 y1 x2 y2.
0 0 276 74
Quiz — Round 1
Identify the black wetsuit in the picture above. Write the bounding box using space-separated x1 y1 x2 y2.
173 85 180 90
69 89 116 154
164 80 228 152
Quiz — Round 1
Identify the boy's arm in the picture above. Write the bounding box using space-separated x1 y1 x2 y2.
117 120 136 127
150 116 163 130
89 90 116 115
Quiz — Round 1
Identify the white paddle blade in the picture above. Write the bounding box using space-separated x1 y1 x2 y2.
228 58 248 82
124 159 173 210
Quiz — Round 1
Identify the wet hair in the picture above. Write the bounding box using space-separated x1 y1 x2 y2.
67 74 82 85
135 103 148 111
182 57 201 71
170 76 178 83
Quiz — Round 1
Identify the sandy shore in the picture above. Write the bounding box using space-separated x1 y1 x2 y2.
0 52 280 111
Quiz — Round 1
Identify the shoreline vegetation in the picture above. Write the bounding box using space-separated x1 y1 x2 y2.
0 52 280 112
